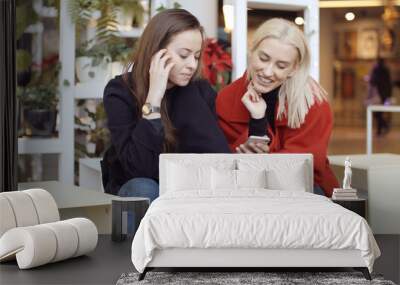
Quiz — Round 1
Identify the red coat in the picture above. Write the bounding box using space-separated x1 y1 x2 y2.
216 73 339 197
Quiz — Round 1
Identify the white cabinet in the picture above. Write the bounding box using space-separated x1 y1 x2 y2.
329 154 400 234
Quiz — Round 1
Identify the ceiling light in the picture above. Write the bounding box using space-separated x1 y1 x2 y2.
320 0 400 8
345 12 355 21
223 4 234 33
295 17 304 25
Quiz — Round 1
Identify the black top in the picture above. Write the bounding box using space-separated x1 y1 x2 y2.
101 74 230 195
248 86 279 137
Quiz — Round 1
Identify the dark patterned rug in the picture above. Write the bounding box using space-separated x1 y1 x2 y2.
116 271 396 285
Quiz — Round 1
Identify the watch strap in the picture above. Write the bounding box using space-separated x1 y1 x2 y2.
143 102 161 115
150 105 161 113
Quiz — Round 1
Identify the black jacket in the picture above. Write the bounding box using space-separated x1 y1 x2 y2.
102 75 230 195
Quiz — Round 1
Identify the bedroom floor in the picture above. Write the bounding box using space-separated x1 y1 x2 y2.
0 235 398 285
373 235 400 284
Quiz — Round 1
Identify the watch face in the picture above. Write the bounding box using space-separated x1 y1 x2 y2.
142 103 151 115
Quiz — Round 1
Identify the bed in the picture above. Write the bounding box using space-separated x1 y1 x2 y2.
131 154 380 280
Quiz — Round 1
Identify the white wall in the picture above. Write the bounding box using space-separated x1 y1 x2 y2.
175 0 218 38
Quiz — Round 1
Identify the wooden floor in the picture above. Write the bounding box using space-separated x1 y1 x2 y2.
328 125 400 155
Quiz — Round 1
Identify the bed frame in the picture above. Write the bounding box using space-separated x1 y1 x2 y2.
139 248 371 280
138 154 372 281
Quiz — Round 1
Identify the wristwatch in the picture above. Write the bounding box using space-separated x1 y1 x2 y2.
142 102 161 116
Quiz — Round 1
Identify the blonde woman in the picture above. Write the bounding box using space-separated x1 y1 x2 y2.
216 18 339 197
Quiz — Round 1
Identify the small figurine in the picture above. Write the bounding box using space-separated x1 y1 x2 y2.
342 156 352 189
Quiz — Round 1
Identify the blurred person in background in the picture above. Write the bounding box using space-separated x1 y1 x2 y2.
366 57 392 136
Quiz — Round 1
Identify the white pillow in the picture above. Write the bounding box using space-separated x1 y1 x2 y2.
265 163 307 191
237 158 308 192
166 162 212 192
211 168 237 191
211 169 267 191
236 169 267 189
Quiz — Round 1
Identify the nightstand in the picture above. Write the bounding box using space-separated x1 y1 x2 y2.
329 154 400 234
332 198 367 219
112 197 150 242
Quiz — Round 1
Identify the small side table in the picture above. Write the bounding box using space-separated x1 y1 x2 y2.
332 198 367 219
112 197 150 242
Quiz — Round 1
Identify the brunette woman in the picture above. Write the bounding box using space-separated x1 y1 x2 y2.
102 9 229 202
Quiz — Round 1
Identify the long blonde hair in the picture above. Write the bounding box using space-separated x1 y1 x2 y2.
249 18 327 128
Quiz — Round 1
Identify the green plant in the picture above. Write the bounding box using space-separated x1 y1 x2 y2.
76 41 112 66
69 0 119 45
156 2 181 12
17 62 60 110
16 50 32 73
114 0 145 27
16 1 38 74
77 38 133 65
43 0 58 6
17 85 58 110
16 0 39 40
107 38 133 63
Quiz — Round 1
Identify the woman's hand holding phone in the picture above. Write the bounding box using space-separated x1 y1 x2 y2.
236 136 270 154
147 49 175 106
236 142 270 154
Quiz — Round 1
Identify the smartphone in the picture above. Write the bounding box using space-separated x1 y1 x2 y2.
246 135 270 145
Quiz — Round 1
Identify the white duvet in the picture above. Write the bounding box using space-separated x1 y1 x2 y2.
131 190 380 273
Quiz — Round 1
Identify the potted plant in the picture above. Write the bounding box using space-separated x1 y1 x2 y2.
18 84 59 137
70 0 144 82
75 41 112 83
202 38 232 91
18 60 60 137
107 38 133 77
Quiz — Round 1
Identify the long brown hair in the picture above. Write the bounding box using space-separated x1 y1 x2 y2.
123 9 204 152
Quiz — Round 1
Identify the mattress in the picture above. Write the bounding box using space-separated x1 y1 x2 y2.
131 190 380 273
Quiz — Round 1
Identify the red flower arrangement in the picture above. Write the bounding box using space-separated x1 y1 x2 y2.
202 38 232 91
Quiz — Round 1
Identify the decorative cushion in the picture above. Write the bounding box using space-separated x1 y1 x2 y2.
159 155 237 195
236 169 267 189
265 163 307 191
211 168 237 191
166 162 212 192
237 159 307 191
211 168 267 192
